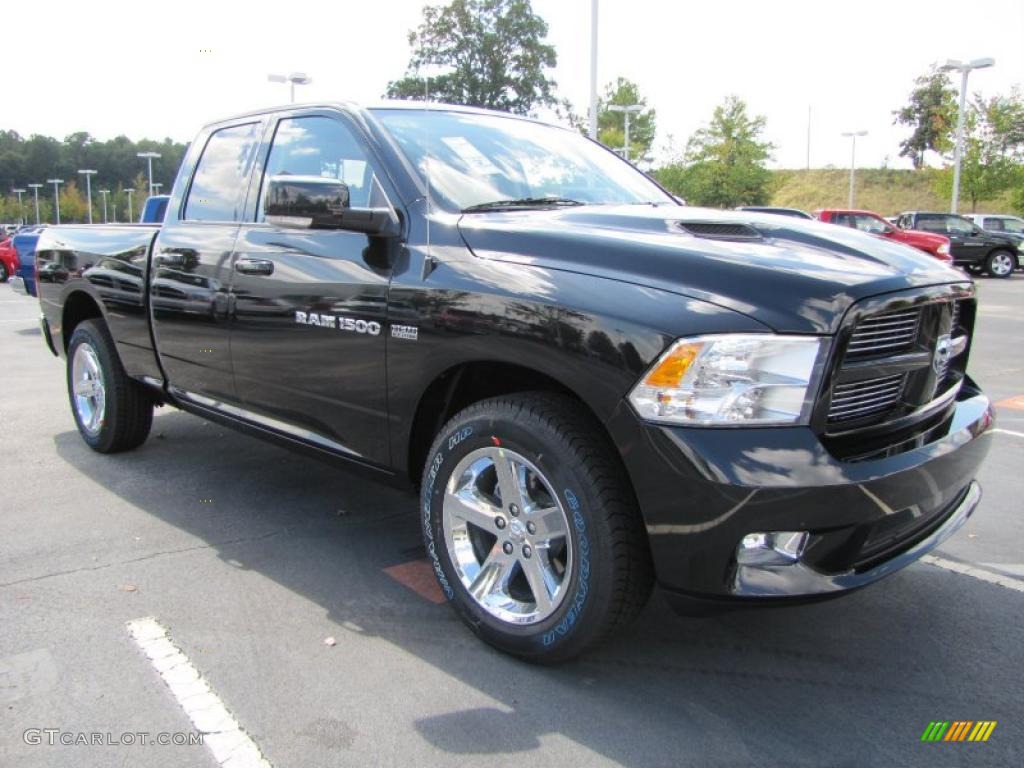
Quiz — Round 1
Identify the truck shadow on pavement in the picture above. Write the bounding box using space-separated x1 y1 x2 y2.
53 409 1022 767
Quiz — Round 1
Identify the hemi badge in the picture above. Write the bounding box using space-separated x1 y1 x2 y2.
391 324 419 341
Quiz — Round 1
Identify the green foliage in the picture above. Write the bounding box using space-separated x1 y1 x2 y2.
893 66 957 169
596 78 656 161
770 168 948 214
385 0 557 115
655 96 772 208
0 130 186 223
985 87 1024 158
933 93 1023 212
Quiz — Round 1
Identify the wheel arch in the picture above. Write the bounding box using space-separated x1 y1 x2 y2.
61 290 106 353
405 359 620 489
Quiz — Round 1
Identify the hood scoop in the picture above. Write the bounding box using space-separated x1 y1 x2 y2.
677 221 763 242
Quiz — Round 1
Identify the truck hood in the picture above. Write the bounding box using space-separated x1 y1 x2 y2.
457 205 967 333
894 228 949 249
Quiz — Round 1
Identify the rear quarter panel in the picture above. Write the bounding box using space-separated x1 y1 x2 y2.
35 225 162 380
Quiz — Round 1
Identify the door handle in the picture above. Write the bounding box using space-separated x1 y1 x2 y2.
234 258 274 276
154 251 186 268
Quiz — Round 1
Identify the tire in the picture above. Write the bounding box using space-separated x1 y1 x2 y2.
421 393 653 663
67 319 153 453
0 262 7 282
985 250 1016 278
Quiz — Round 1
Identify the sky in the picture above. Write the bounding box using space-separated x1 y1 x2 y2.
5 0 1023 170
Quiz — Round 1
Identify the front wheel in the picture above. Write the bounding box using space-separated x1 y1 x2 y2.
421 393 653 663
67 319 153 453
0 262 8 282
985 250 1016 278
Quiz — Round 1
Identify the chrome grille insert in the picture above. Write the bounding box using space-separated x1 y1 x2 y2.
827 374 905 422
937 300 962 385
845 309 921 358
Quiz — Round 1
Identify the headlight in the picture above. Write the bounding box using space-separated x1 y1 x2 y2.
937 242 950 254
628 335 827 426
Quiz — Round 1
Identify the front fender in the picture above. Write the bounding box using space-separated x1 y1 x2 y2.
387 255 769 471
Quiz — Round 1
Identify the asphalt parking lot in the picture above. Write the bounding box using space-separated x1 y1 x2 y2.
2 276 1023 768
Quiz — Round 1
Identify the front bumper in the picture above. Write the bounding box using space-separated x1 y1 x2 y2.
607 380 994 602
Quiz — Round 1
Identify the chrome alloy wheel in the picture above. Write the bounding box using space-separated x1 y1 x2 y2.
990 252 1014 277
443 446 573 625
72 343 106 436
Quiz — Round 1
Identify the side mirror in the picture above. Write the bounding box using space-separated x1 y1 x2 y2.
264 175 400 237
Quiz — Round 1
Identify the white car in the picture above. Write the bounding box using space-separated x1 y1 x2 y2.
963 213 1024 240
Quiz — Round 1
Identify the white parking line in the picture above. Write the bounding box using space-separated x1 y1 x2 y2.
127 617 272 768
992 428 1024 439
921 555 1024 594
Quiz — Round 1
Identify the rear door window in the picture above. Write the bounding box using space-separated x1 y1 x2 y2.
184 123 261 222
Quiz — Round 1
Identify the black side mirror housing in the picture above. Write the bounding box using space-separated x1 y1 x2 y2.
264 176 399 237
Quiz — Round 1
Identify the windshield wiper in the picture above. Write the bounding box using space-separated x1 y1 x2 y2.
462 197 586 213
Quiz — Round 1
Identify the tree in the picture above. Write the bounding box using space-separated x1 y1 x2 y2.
595 78 656 161
935 95 1018 212
985 88 1024 160
655 96 773 208
0 131 187 215
385 0 558 115
893 66 957 169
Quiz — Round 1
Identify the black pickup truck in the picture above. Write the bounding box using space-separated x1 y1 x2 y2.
35 102 993 662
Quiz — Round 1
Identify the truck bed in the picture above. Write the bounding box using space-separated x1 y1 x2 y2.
35 224 163 381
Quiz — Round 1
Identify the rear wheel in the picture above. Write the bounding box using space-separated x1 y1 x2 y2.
67 319 153 453
421 393 653 663
985 250 1016 278
0 262 7 282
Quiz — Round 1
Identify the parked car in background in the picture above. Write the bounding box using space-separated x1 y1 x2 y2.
9 230 41 296
736 206 814 220
963 213 1024 250
896 211 1020 278
140 194 170 223
0 233 18 281
817 209 952 264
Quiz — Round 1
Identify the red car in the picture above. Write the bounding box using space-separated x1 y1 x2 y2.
816 209 953 264
0 235 20 282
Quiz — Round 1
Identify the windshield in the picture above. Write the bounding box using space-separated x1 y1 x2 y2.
372 108 675 212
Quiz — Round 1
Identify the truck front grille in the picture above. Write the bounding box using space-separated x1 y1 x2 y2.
844 308 920 359
827 374 905 422
823 293 972 435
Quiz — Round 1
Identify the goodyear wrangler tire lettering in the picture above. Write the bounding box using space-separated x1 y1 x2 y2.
420 394 653 663
423 446 456 601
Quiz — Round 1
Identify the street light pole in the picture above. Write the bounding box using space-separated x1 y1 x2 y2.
125 188 135 222
12 188 26 224
78 169 97 224
840 131 868 208
267 72 312 103
47 179 64 224
588 0 599 140
28 184 42 224
99 189 110 223
608 104 643 161
941 57 995 213
137 152 161 198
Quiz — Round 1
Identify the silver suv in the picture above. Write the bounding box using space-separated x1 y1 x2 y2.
963 214 1024 243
